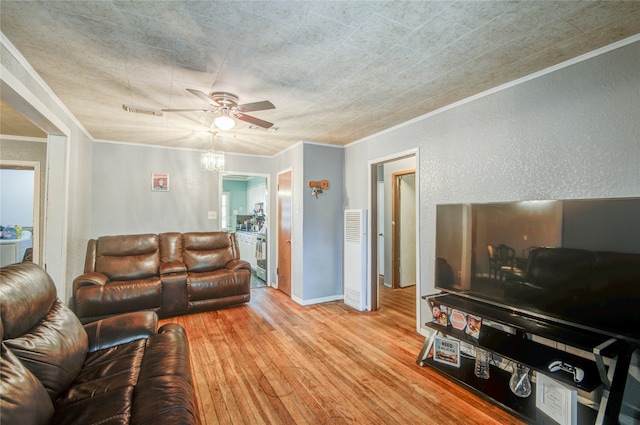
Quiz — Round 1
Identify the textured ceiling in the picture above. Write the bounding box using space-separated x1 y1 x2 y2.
1 1 639 156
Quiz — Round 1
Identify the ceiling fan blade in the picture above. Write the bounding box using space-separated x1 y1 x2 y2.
234 113 274 129
186 89 220 105
161 108 214 112
236 100 275 113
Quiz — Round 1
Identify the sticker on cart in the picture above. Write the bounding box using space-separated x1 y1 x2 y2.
450 310 467 330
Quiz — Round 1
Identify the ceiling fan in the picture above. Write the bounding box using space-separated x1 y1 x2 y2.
162 89 275 130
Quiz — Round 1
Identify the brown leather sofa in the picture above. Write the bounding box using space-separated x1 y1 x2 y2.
0 262 200 425
73 232 251 323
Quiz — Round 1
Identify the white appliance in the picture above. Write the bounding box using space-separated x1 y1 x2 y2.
255 234 267 281
343 209 367 311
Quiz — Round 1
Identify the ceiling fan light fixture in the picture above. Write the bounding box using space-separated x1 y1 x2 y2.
213 111 235 130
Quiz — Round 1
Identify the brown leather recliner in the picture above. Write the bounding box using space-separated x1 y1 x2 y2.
73 232 251 323
0 262 200 425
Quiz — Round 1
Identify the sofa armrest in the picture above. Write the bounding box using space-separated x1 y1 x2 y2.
160 261 187 275
226 259 251 271
73 272 109 291
84 311 158 352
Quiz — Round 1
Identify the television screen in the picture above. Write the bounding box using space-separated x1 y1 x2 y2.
435 198 640 343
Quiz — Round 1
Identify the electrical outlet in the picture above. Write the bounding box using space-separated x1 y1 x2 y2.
208 211 217 220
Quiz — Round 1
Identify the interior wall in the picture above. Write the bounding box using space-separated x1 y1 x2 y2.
2 38 92 303
302 143 344 303
91 143 274 237
272 144 303 297
344 39 640 420
91 142 219 236
346 39 640 327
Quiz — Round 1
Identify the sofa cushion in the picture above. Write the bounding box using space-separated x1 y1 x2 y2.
0 262 56 339
0 342 54 425
188 269 249 301
4 299 88 401
54 326 200 425
54 338 146 410
1 263 88 401
96 234 160 281
183 232 236 272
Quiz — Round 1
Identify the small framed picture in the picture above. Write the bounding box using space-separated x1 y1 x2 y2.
429 299 449 326
151 173 169 191
433 336 461 368
466 314 482 339
536 374 577 425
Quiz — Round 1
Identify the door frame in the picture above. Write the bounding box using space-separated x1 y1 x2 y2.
1 73 71 299
367 148 420 331
220 171 270 285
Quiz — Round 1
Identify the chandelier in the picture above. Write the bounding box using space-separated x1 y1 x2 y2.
201 132 225 172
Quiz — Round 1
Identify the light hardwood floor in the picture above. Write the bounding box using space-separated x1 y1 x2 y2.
160 286 525 425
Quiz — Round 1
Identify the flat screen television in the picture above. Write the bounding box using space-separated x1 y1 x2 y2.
434 197 640 343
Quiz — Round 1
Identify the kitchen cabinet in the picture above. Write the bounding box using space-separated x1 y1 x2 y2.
236 232 257 270
247 183 266 213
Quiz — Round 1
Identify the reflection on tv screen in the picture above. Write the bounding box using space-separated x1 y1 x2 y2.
435 198 640 342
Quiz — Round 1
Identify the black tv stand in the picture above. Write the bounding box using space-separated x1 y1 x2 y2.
416 294 636 425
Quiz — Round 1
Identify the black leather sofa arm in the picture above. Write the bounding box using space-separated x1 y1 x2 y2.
84 311 158 352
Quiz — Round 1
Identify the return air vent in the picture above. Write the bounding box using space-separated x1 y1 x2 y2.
343 209 367 311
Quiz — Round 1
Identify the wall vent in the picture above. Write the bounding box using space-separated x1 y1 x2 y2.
343 209 367 311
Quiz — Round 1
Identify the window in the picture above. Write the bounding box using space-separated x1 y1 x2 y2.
221 192 230 230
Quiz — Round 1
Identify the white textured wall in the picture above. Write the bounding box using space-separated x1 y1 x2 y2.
345 39 640 419
91 142 219 236
91 143 274 237
346 39 640 328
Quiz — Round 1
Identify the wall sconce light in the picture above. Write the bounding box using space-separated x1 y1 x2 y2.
308 180 330 198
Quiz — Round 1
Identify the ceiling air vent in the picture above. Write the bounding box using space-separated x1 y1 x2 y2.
122 104 163 116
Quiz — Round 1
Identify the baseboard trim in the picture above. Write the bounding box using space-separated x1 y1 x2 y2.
291 294 344 306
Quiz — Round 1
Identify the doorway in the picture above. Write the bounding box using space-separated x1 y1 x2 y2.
370 154 417 324
221 172 269 288
0 162 40 266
